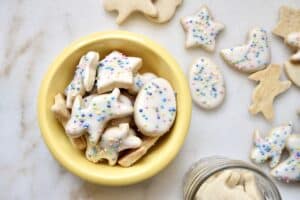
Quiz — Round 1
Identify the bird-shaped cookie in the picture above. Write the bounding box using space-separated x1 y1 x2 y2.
221 28 270 73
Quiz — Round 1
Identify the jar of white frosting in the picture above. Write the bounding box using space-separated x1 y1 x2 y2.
183 156 281 200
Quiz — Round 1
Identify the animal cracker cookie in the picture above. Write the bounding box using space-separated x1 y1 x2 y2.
189 57 225 109
273 6 300 39
118 136 160 167
271 134 300 183
284 61 300 87
96 51 142 94
134 78 176 137
51 93 87 150
65 88 133 144
181 5 224 51
147 0 182 23
285 32 300 62
65 51 99 108
221 28 270 73
250 122 293 168
103 0 157 25
248 64 291 121
85 123 142 165
128 72 157 94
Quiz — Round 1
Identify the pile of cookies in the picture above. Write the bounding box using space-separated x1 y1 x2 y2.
180 4 300 183
103 0 183 24
51 51 177 167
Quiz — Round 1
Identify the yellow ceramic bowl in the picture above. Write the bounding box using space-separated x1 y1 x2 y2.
38 31 192 186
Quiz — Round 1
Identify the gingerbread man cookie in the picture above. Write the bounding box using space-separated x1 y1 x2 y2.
181 5 224 51
96 51 142 94
271 134 300 183
65 51 99 108
250 122 293 168
65 88 133 144
221 28 270 73
248 64 291 121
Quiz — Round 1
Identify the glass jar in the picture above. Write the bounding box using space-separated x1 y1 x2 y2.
183 156 281 200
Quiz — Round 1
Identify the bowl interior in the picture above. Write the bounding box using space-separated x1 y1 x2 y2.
39 32 191 185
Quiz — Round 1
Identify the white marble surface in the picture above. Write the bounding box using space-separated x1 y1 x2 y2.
0 0 300 199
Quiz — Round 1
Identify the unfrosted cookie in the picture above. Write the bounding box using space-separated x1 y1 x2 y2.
285 32 300 61
134 78 176 136
271 134 300 183
248 64 291 121
273 6 300 39
284 60 300 87
221 28 270 73
85 123 141 165
189 57 225 109
65 88 133 144
103 0 158 25
96 51 142 94
65 51 99 108
181 5 224 51
250 122 293 168
128 72 157 94
147 0 182 23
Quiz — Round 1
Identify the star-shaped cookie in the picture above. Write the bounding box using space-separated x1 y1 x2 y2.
103 0 158 25
273 6 300 38
249 64 291 121
96 51 142 94
181 5 224 51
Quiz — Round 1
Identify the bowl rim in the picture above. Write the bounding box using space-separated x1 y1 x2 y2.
37 30 192 186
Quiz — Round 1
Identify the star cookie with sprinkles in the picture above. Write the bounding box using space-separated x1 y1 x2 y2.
249 64 291 121
96 51 142 94
273 6 300 39
181 5 224 52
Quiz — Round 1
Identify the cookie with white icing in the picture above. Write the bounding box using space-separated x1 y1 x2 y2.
271 134 300 182
85 123 142 165
65 88 133 144
65 51 99 108
96 51 142 94
221 28 270 73
285 32 300 61
189 57 225 109
128 72 157 94
181 5 224 51
134 78 176 137
250 122 293 168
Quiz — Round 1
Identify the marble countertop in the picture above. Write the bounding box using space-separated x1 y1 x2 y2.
1 0 300 199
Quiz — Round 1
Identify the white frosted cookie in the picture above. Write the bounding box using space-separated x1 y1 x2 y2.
250 122 293 168
189 57 225 109
285 32 300 61
221 28 270 73
271 134 300 183
181 5 224 51
65 88 133 144
134 78 176 136
96 51 142 94
85 123 141 165
65 51 99 108
128 72 157 94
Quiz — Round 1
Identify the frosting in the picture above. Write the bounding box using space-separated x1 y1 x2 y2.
250 122 293 168
285 32 300 61
85 123 141 165
134 78 176 136
221 28 270 73
181 5 224 51
128 72 157 94
65 88 133 143
96 51 142 94
65 51 99 108
271 134 300 183
189 57 225 109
